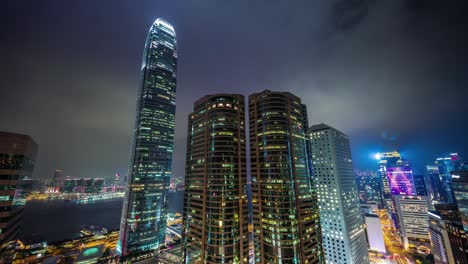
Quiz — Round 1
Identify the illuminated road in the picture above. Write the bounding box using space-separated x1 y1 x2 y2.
167 226 182 239
379 210 413 264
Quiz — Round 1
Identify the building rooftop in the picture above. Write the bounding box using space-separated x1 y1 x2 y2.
309 123 332 132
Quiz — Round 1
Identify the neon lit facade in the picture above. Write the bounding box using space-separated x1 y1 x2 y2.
376 151 402 209
183 94 248 263
386 166 416 195
118 18 177 258
250 90 322 264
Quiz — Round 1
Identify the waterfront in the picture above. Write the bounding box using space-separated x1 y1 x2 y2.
20 191 184 243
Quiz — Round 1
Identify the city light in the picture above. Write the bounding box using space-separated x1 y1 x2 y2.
3 2 468 264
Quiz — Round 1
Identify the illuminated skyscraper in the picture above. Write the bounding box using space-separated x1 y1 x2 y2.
413 174 428 196
355 170 383 205
114 173 123 186
183 94 248 263
310 124 369 264
435 153 464 205
52 169 62 191
0 132 37 245
452 170 468 232
428 204 466 264
375 151 416 210
250 90 322 264
426 165 441 205
118 18 177 259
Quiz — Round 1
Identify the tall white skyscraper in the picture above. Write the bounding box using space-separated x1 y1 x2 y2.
310 124 369 264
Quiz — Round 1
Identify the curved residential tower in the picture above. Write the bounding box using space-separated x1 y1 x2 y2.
250 90 322 264
183 94 249 264
118 18 177 259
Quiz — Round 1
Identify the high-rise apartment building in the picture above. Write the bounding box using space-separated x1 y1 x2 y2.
250 90 322 264
183 94 248 263
0 132 38 245
310 124 369 264
118 18 177 259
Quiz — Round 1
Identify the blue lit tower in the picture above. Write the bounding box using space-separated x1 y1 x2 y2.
435 153 463 205
118 18 177 258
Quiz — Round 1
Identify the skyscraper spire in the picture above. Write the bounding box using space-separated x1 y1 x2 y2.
117 18 177 260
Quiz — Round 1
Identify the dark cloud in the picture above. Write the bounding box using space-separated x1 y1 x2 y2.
2 0 468 180
333 0 372 31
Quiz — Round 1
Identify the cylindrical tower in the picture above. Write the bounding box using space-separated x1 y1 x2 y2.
249 90 322 264
183 94 249 263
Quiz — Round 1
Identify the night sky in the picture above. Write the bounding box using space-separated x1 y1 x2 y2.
3 0 468 181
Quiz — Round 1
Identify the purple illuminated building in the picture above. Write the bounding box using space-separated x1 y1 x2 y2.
386 166 416 195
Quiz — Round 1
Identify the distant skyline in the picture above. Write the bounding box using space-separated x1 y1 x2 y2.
3 0 468 180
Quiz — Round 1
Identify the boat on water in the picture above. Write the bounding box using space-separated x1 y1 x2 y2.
80 225 108 236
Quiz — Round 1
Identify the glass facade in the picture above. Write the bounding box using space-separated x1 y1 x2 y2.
426 165 442 205
118 18 177 258
435 153 463 205
250 90 322 264
310 124 369 264
183 94 248 264
413 174 428 196
355 170 383 206
428 205 464 264
452 170 468 232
